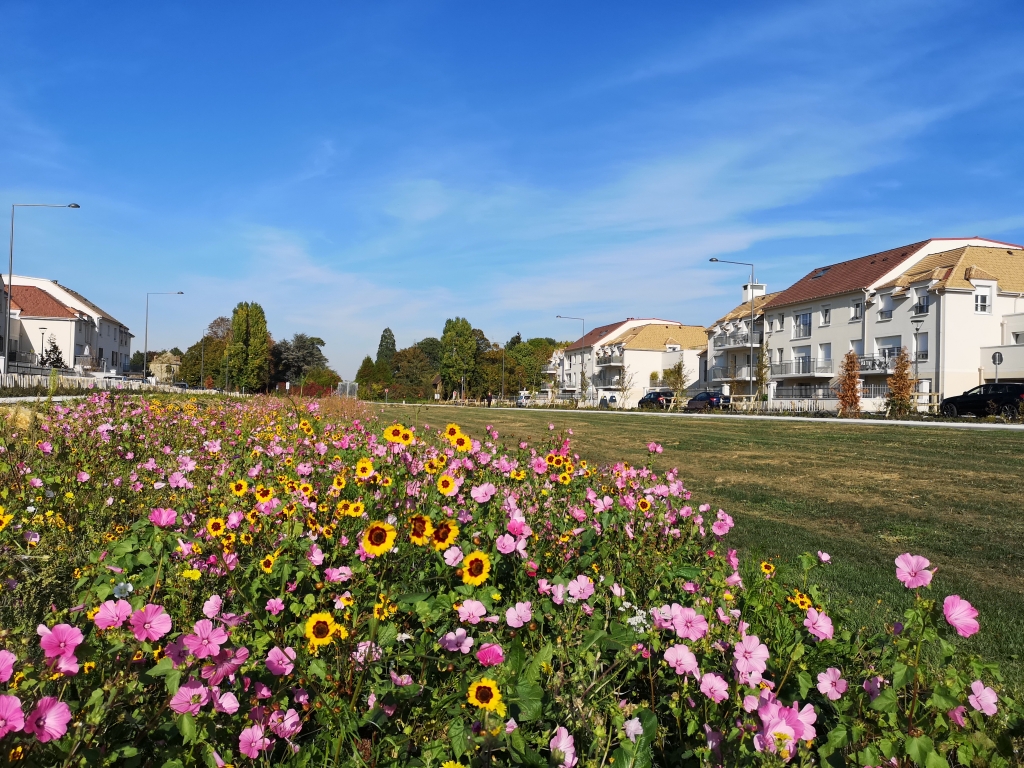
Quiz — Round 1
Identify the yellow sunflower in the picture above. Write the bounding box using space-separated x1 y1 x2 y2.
399 430 413 445
350 501 365 517
254 486 274 502
637 498 651 512
424 458 439 475
260 553 276 573
760 561 776 577
239 532 253 545
467 678 504 713
385 424 406 443
332 475 347 490
431 520 459 551
444 423 462 442
230 479 249 496
305 612 339 648
362 521 397 556
409 514 434 546
462 551 491 586
355 458 374 479
452 434 471 452
206 517 226 538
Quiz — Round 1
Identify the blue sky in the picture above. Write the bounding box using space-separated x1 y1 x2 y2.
2 1 1024 375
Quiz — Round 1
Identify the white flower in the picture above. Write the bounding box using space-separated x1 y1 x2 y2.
113 582 134 598
396 633 413 643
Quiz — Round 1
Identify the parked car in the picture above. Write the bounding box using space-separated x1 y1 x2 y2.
515 392 532 408
637 391 674 410
685 391 732 411
940 383 1024 418
172 381 189 390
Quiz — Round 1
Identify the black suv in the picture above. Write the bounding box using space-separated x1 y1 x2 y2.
940 383 1024 418
685 391 732 411
637 391 673 409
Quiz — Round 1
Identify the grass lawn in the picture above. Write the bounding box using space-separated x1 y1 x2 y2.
379 404 1024 691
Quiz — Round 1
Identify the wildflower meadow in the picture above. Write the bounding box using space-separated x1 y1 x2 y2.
0 393 1020 767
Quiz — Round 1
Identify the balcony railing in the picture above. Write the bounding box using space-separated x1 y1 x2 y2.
595 354 623 367
713 332 762 349
916 351 928 361
912 302 930 315
878 309 893 320
793 324 812 339
770 358 833 376
75 355 99 370
710 366 752 381
857 355 898 373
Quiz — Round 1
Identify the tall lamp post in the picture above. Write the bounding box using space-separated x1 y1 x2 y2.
6 203 80 371
39 327 47 367
710 258 758 403
144 291 184 382
911 317 924 409
556 315 585 403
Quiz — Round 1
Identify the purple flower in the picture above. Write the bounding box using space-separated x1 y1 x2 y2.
700 673 728 703
476 643 504 667
266 646 296 676
549 726 578 768
183 619 229 659
968 680 998 716
169 679 209 715
804 608 834 641
440 629 474 654
0 695 25 738
623 717 643 742
505 601 532 628
664 644 698 676
470 483 497 503
324 566 352 583
733 635 769 675
496 534 517 555
895 553 934 589
203 595 223 619
567 575 595 601
93 599 133 630
149 508 177 527
37 623 83 660
24 697 71 743
266 598 285 616
943 595 979 638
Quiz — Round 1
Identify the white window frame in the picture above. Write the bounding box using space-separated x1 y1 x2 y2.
820 306 831 326
974 289 991 314
851 301 862 321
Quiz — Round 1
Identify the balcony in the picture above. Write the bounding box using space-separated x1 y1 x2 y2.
793 325 812 339
857 355 897 373
916 351 928 362
912 302 930 315
541 364 558 375
878 310 893 320
770 358 833 377
75 355 99 370
710 365 752 381
595 354 623 368
712 332 762 349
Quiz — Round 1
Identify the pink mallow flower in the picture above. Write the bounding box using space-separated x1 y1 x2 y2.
307 544 325 566
496 534 517 555
203 595 223 619
816 668 847 701
733 635 769 675
266 646 296 676
567 575 595 601
506 601 532 628
440 629 474 654
266 598 285 616
943 595 979 638
549 726 578 768
444 546 464 566
470 483 497 503
93 599 133 630
24 697 71 743
664 644 698 676
457 600 487 624
672 606 708 641
37 624 83 660
130 604 172 642
169 680 209 715
476 643 505 667
700 673 729 703
804 608 834 641
183 619 229 659
149 508 177 527
0 650 16 683
0 695 25 739
968 680 998 716
895 553 934 589
239 724 272 758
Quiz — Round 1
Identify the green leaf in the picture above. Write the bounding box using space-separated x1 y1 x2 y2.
145 657 175 678
165 669 182 695
307 659 327 681
376 622 398 648
580 629 607 654
674 565 700 580
869 687 898 713
827 725 849 749
892 661 914 690
790 643 805 661
177 713 196 745
507 640 526 676
524 643 553 683
906 735 934 766
137 551 153 565
797 671 813 699
449 718 468 759
925 751 950 768
515 681 544 721
397 592 431 606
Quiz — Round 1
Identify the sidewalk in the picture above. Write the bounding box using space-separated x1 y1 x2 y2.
383 403 1024 431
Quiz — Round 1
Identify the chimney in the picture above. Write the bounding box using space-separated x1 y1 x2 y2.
743 283 766 303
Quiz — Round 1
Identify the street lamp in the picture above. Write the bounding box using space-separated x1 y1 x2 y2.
710 258 758 404
556 315 585 402
144 292 184 382
6 203 80 371
39 327 47 367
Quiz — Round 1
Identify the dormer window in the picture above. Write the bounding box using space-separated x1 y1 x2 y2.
975 288 991 314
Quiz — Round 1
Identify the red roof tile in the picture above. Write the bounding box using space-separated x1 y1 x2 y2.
8 286 78 319
763 240 933 309
565 321 629 351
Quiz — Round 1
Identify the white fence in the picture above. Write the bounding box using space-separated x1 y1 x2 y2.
0 373 219 395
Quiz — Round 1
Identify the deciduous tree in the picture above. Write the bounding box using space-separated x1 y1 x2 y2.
885 347 915 418
837 350 861 418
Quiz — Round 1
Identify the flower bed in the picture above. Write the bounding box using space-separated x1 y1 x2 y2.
0 394 1020 766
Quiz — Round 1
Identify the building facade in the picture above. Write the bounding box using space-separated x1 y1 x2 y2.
701 284 781 395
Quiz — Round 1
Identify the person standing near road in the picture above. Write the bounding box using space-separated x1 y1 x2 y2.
487 391 493 407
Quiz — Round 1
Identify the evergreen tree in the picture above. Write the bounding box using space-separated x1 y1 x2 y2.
355 356 376 386
440 317 476 397
415 337 443 370
224 302 250 391
245 303 270 391
376 328 397 368
39 335 66 369
507 332 522 349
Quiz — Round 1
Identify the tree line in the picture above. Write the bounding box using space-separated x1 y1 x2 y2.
133 301 341 392
355 318 567 401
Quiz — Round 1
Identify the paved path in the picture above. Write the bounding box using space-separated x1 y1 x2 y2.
383 403 1024 431
0 395 84 404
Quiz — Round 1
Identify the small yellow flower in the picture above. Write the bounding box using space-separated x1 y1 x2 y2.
181 569 201 581
462 551 491 586
467 678 504 713
355 458 374 479
260 554 276 573
230 479 249 496
305 612 339 648
362 522 397 556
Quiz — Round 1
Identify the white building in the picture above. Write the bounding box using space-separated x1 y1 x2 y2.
758 237 1022 400
700 284 782 395
3 275 133 375
553 318 705 407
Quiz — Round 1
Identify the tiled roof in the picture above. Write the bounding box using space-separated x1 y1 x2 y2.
763 240 931 309
8 286 79 319
709 291 782 327
565 321 630 351
606 323 707 351
50 282 127 327
878 246 1024 293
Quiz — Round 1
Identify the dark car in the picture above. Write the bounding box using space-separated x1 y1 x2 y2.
685 391 732 411
940 383 1024 418
637 391 673 410
172 381 189 390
